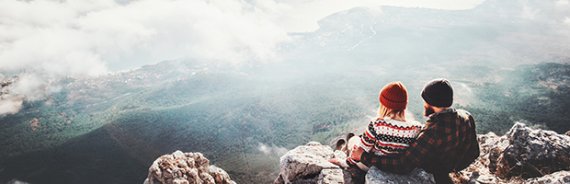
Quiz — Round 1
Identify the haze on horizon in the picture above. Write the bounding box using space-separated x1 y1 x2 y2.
0 0 495 114
1 0 570 183
1 0 569 116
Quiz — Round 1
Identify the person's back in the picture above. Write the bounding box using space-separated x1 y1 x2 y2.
355 82 419 160
418 108 479 181
352 79 481 184
330 81 423 184
357 118 423 157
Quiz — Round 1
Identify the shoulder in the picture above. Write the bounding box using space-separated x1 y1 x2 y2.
407 120 424 128
426 112 442 124
384 119 423 129
456 109 474 122
456 109 472 117
367 119 386 130
371 118 386 125
428 108 469 123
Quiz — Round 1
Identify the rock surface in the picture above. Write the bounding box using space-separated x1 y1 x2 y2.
144 150 236 184
274 141 345 184
455 122 570 183
496 123 570 178
279 123 570 184
365 167 434 184
274 141 435 184
147 123 570 184
523 170 570 184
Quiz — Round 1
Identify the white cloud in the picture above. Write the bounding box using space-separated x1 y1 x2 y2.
557 0 569 6
12 74 49 101
0 0 483 115
258 143 288 155
0 0 288 73
521 3 540 20
0 0 484 73
0 97 23 116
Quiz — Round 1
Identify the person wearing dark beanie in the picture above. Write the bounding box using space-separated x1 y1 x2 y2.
421 79 453 108
350 78 480 184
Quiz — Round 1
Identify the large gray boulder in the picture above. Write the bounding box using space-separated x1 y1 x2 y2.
275 141 436 184
493 123 570 178
524 170 570 184
143 150 236 184
365 167 434 184
274 142 345 184
454 123 570 183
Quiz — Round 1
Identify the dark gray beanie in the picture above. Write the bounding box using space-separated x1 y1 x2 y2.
421 79 453 107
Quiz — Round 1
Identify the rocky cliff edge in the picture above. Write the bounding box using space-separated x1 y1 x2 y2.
274 123 570 184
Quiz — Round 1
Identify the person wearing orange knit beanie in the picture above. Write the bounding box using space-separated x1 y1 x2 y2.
330 81 423 184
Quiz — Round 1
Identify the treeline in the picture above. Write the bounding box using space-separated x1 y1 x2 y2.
462 63 570 134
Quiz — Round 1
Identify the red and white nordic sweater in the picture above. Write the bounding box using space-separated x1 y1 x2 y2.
356 118 423 157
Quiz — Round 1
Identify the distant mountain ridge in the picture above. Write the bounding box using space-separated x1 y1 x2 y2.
1 0 570 183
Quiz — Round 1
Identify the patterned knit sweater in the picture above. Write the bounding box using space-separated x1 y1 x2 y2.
356 118 423 156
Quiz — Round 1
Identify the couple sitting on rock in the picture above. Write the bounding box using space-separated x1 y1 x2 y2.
329 79 480 184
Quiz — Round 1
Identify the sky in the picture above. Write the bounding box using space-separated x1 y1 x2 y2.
0 0 483 73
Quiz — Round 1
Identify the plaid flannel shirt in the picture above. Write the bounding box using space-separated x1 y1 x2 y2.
358 108 480 175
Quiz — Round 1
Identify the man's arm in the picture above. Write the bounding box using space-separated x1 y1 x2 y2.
455 115 480 171
358 123 441 174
